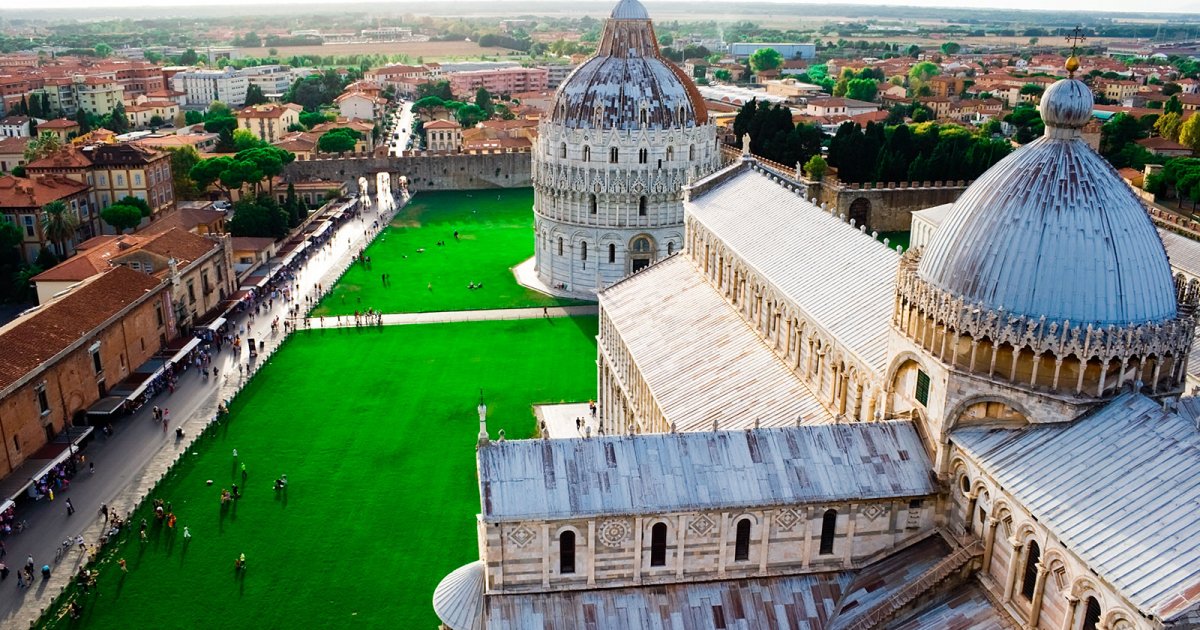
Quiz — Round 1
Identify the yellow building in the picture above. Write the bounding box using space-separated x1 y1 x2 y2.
125 98 181 129
75 76 125 117
235 103 302 144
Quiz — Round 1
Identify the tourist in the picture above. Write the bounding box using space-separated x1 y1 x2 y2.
65 497 74 516
16 568 24 589
76 535 85 551
235 553 246 572
118 558 127 573
183 527 191 541
241 463 248 482
0 563 8 581
100 503 108 522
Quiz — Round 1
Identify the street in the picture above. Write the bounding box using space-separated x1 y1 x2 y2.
388 100 415 156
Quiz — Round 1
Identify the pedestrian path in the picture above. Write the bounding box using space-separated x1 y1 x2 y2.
298 304 598 329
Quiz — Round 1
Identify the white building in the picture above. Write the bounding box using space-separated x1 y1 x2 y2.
170 67 249 109
0 116 31 138
531 0 719 295
335 91 386 123
239 65 294 99
437 64 1200 629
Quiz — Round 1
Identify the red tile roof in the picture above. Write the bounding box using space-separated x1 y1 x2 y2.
37 118 80 130
0 174 89 209
0 266 163 391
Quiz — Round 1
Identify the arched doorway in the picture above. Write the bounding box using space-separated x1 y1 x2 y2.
628 234 655 273
849 197 871 230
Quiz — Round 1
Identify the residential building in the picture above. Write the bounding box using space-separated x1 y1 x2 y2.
0 174 94 261
37 118 80 142
538 63 578 89
335 91 386 123
0 137 25 173
124 99 180 129
803 97 879 117
235 103 302 144
140 201 225 236
74 76 125 116
424 119 462 152
170 67 249 109
446 67 548 99
0 266 172 477
309 118 374 153
0 116 31 138
1136 136 1193 157
729 42 816 61
1096 79 1140 102
238 65 294 99
927 76 966 99
131 132 218 153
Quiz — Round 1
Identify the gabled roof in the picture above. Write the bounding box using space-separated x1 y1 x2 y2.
124 227 216 266
37 118 80 130
423 119 461 130
25 147 92 170
0 266 163 391
954 393 1200 622
0 174 89 209
478 422 935 522
685 161 899 376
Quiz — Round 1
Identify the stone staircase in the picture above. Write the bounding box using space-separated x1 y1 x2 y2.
839 538 983 630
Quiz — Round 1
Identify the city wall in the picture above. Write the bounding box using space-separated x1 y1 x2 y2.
282 150 533 193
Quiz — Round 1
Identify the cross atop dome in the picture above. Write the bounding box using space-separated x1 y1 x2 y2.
610 0 650 20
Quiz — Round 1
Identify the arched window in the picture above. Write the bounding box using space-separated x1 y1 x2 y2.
1020 540 1040 599
639 148 648 164
610 146 619 163
559 530 576 574
558 237 563 256
1081 597 1102 630
580 241 588 261
667 242 674 256
589 194 598 214
640 107 647 125
638 196 647 216
650 522 667 567
608 243 616 263
632 237 651 253
734 518 751 562
559 142 567 158
960 474 971 494
666 146 674 161
689 144 696 161
819 509 837 555
583 145 591 162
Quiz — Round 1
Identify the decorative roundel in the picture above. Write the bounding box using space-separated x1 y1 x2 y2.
597 519 631 547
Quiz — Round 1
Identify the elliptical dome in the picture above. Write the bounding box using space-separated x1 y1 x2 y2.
917 77 1177 326
548 0 706 131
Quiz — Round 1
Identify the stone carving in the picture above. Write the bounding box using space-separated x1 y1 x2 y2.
688 513 716 537
597 518 631 547
775 508 803 531
507 524 536 549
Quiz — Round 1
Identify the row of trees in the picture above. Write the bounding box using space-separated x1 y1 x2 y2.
827 121 1012 184
731 100 824 169
1146 158 1200 208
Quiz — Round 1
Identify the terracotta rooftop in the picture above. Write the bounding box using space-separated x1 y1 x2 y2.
0 116 30 126
236 104 299 119
0 174 89 209
37 118 80 130
139 206 224 235
133 227 218 266
0 137 26 155
84 143 165 166
32 227 216 283
424 119 461 130
0 266 163 391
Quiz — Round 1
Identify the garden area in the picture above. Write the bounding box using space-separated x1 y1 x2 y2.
312 188 590 316
41 316 599 629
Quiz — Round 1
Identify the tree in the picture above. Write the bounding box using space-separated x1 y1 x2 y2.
233 129 264 152
101 204 143 233
1156 112 1184 143
118 195 151 218
298 111 331 129
940 42 961 55
908 61 939 91
713 69 732 82
1165 95 1184 116
804 155 828 180
228 195 288 238
417 81 454 101
234 146 294 194
185 111 204 126
0 220 21 254
178 49 199 65
243 84 269 107
105 102 129 134
23 133 62 162
1181 114 1200 152
40 200 79 256
1100 112 1145 158
166 146 203 200
474 87 494 116
749 48 783 73
74 107 91 134
455 104 488 128
845 78 878 102
283 183 302 227
35 247 58 270
94 43 113 58
317 130 358 153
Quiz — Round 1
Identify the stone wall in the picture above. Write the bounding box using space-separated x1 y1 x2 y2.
282 150 533 193
815 180 969 233
481 499 936 594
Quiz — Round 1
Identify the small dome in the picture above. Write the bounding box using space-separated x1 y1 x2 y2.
1039 78 1093 129
918 79 1176 326
548 0 706 131
432 561 484 630
611 0 649 19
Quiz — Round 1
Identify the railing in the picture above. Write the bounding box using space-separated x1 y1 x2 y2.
840 539 983 630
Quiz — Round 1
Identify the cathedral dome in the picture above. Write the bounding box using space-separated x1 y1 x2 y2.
917 77 1177 326
548 0 707 131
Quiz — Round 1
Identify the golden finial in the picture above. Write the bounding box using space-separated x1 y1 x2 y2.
1065 26 1086 78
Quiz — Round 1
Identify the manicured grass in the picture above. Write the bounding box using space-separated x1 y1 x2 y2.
313 188 590 316
43 317 598 629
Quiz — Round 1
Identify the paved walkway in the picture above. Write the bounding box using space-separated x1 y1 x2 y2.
535 402 598 438
297 304 597 329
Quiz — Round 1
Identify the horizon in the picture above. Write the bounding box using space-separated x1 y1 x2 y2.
2 0 1199 18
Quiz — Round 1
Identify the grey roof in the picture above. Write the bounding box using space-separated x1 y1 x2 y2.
919 79 1177 327
433 561 484 630
600 255 833 431
484 572 852 629
610 0 649 19
953 393 1200 621
1160 228 1200 281
686 164 899 375
478 422 936 522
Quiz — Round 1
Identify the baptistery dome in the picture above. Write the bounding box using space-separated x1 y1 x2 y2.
548 0 707 131
917 77 1177 326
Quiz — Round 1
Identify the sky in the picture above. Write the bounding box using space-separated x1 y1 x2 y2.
1 0 1197 15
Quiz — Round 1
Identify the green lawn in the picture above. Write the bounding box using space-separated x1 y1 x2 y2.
43 316 598 629
313 188 590 316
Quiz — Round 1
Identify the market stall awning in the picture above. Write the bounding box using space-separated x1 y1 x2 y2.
204 317 227 332
86 396 127 416
168 337 202 364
